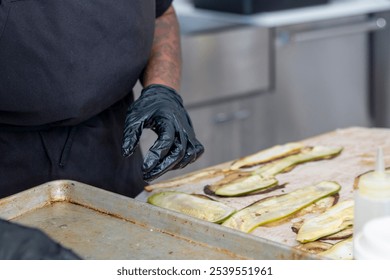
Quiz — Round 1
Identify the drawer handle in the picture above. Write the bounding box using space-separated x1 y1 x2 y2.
278 18 387 46
213 112 234 124
213 109 251 124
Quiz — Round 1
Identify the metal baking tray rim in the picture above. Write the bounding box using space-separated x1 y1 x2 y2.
0 180 318 260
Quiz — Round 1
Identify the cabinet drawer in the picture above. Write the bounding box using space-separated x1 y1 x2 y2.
180 25 270 106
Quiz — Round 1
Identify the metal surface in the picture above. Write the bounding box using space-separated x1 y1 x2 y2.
272 15 374 144
179 22 270 107
193 0 330 15
291 17 386 42
0 180 315 260
372 11 390 128
174 0 390 28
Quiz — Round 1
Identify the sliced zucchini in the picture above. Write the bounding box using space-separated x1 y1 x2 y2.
295 241 333 255
254 146 343 178
321 226 353 241
206 171 251 190
318 238 353 260
293 224 352 241
206 175 278 197
222 181 341 233
147 191 235 223
230 142 303 170
145 169 222 191
296 200 354 243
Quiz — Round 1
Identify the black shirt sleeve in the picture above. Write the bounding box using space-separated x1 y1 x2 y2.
156 0 173 18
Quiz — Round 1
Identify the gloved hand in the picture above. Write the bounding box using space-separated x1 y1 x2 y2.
122 84 204 181
0 219 81 260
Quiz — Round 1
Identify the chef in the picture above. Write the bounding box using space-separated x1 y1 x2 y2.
0 0 203 258
0 0 204 199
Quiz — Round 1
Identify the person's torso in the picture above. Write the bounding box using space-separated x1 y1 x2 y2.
0 0 155 126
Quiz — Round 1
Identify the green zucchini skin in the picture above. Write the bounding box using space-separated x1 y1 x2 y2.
222 181 341 233
148 191 236 223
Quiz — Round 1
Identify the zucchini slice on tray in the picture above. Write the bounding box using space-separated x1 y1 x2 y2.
253 146 343 178
222 181 341 233
295 241 333 255
296 200 354 243
205 146 342 197
205 176 279 197
230 142 304 170
318 238 353 260
145 169 223 191
147 191 235 223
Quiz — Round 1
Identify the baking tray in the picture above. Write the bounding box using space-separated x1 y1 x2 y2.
0 180 316 260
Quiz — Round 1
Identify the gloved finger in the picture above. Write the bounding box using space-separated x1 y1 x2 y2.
172 141 198 170
174 139 205 170
143 132 187 181
142 121 176 173
194 141 205 159
121 120 144 157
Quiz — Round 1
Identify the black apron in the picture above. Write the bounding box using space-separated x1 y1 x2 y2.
0 0 155 126
0 0 169 198
0 95 146 198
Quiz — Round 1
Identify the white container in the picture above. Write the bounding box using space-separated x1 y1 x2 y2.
354 216 390 259
353 147 390 259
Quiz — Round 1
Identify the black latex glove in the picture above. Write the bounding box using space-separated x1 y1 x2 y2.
122 84 204 181
0 219 81 260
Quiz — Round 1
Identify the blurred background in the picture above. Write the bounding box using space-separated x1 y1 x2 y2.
139 0 390 180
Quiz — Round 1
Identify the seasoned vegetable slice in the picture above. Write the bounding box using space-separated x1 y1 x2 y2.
296 200 354 243
145 169 222 191
254 146 343 178
147 191 235 223
230 142 303 170
205 146 342 197
206 175 278 197
321 226 353 240
295 241 333 255
318 238 353 260
222 181 341 233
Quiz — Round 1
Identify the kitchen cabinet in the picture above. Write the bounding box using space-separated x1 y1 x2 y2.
272 15 382 143
190 92 274 172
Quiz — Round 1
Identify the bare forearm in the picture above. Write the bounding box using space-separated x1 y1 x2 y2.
143 5 181 91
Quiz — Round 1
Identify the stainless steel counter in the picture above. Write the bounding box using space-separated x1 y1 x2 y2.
174 0 390 27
